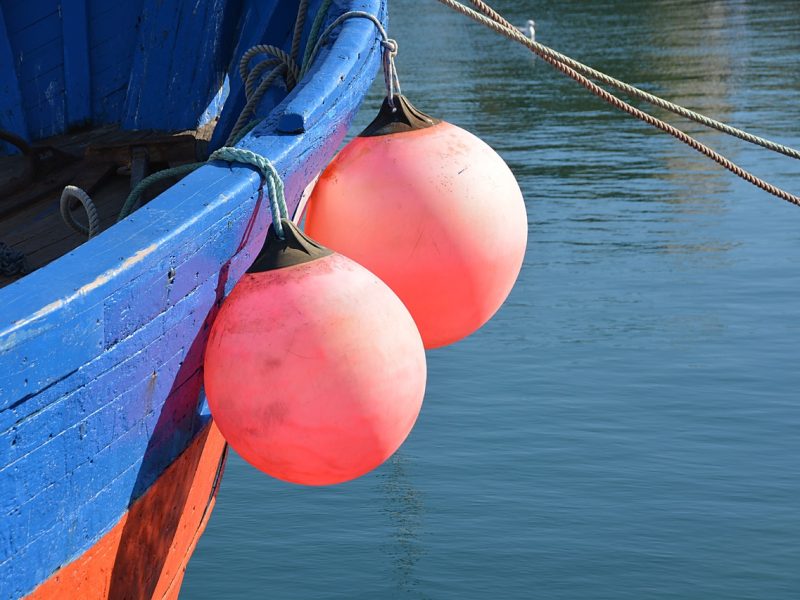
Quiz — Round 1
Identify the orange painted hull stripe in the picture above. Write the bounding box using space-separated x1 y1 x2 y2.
26 422 227 600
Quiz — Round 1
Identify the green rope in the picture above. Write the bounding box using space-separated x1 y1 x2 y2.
117 163 203 222
300 0 334 76
116 149 288 236
210 147 288 238
115 0 356 236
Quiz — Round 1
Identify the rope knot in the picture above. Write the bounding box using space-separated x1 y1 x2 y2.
210 147 289 239
381 38 398 54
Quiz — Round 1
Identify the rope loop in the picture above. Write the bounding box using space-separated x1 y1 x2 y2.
210 147 288 239
381 38 402 108
304 10 399 108
60 185 100 238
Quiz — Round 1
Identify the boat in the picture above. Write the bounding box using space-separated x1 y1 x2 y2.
0 0 384 597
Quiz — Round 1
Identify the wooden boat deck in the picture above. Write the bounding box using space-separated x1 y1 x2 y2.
0 124 215 289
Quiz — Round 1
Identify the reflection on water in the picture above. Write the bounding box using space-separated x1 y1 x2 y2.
184 1 800 598
377 454 427 598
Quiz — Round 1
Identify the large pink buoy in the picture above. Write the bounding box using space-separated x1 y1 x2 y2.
304 95 528 349
204 220 426 486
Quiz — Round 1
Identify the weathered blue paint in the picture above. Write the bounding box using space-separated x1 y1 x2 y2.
61 0 91 128
207 0 286 152
198 75 231 128
121 0 231 131
1 1 66 139
0 4 28 151
278 0 386 134
87 0 145 125
0 0 384 597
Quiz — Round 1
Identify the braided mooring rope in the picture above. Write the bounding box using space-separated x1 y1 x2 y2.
436 0 800 207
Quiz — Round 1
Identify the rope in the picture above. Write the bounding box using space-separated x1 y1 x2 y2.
0 130 32 156
290 0 309 67
209 147 288 238
60 185 101 238
303 11 400 105
436 0 800 207
301 0 334 71
117 163 202 221
49 0 358 256
228 46 294 143
114 0 392 237
116 1 316 229
442 0 800 161
0 241 27 277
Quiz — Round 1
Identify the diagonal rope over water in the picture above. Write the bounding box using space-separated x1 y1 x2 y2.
450 0 800 161
436 0 800 208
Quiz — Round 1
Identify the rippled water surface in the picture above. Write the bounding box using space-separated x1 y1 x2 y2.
183 1 800 598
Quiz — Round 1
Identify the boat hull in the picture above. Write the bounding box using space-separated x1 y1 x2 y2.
0 0 385 597
25 422 226 600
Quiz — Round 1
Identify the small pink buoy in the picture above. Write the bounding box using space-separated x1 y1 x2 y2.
204 220 426 486
304 95 528 349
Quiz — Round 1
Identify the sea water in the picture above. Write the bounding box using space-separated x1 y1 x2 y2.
182 1 800 597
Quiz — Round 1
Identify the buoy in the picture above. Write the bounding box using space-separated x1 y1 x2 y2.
204 220 426 486
304 95 527 349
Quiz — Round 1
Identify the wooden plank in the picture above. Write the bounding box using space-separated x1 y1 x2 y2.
0 4 28 152
0 163 76 220
23 423 224 600
84 132 201 164
0 286 215 590
121 0 231 131
61 0 91 128
1 3 66 139
87 0 144 124
0 126 215 290
208 0 283 151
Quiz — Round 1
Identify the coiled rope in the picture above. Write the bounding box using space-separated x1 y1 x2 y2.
115 0 317 233
63 2 397 241
115 2 396 239
63 0 313 239
436 0 800 208
0 242 27 277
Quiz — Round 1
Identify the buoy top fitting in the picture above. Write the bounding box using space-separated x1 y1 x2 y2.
359 95 441 137
248 219 332 273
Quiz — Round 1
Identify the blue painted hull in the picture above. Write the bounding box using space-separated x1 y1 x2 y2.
0 1 384 597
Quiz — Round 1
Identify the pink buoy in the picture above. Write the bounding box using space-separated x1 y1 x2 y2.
304 95 528 349
204 220 426 486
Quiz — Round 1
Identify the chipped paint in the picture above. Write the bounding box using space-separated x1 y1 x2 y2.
0 1 384 596
0 245 158 342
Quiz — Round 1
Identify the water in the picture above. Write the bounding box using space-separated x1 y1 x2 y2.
182 1 800 598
